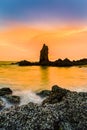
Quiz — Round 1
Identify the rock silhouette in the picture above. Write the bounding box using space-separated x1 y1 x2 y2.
39 44 49 64
15 44 87 67
17 60 32 66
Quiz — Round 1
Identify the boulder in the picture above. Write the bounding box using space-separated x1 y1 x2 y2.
36 90 51 98
0 88 12 96
52 85 70 93
42 85 70 104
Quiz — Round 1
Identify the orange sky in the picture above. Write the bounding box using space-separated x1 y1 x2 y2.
0 24 87 61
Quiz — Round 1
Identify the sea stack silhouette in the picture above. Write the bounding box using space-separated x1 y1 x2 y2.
39 44 49 65
16 43 87 66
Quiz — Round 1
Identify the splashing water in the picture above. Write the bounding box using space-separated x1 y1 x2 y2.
13 90 44 106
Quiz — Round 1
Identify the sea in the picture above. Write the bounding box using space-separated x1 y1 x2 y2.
0 61 87 105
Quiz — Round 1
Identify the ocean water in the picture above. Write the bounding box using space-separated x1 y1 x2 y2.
0 61 87 105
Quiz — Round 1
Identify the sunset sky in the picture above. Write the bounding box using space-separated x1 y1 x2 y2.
0 0 87 61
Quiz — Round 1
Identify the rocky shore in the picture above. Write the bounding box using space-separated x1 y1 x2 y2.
0 85 87 130
0 88 20 110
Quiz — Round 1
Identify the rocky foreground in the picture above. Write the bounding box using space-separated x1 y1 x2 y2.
0 85 87 130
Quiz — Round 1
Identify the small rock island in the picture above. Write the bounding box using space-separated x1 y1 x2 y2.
16 44 87 67
40 44 49 64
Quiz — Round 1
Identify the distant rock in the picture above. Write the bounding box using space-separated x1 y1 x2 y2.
17 60 32 66
54 58 72 67
39 44 49 64
73 58 87 65
0 88 12 96
62 58 72 66
12 44 87 67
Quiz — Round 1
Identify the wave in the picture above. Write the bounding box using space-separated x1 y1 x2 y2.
13 90 44 106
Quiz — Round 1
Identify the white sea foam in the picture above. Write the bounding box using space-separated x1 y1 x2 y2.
13 90 44 106
1 97 13 108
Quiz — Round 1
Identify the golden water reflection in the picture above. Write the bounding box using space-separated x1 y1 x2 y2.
0 65 87 92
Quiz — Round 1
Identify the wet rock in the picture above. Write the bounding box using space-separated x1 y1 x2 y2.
42 85 70 104
4 95 20 104
0 86 87 130
36 90 51 98
52 85 69 93
39 44 49 64
0 102 61 130
60 121 72 130
0 99 5 110
0 88 12 96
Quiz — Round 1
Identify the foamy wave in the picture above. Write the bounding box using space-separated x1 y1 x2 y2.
13 90 44 105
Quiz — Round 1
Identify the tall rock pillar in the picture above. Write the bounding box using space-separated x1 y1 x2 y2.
39 44 49 64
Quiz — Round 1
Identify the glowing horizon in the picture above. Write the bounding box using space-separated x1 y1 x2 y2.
0 0 87 61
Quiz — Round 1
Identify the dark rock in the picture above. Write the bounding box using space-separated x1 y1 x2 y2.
18 60 32 66
52 85 70 94
54 58 72 67
73 58 87 65
39 44 49 64
42 85 70 104
4 95 20 104
0 88 12 96
36 90 51 98
62 58 72 66
60 121 72 130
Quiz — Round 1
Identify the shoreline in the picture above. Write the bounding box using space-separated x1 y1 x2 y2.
0 85 87 130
